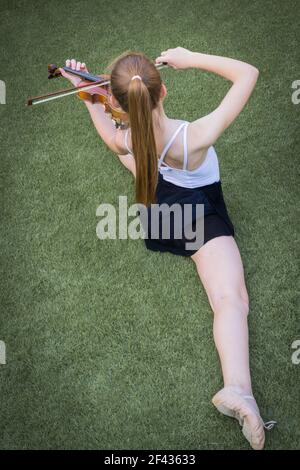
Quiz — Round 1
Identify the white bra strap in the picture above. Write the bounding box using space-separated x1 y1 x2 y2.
182 122 189 170
158 122 186 167
124 128 133 155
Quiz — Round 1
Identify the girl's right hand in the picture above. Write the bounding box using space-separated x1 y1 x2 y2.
155 47 195 70
59 59 88 87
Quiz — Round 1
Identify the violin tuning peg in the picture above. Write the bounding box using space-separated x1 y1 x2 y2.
48 64 61 79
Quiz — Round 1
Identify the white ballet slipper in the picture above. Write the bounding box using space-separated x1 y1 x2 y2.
212 386 276 450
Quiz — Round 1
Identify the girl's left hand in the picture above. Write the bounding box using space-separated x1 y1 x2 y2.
59 59 88 87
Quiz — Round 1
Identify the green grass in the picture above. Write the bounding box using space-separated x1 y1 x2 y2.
0 0 299 450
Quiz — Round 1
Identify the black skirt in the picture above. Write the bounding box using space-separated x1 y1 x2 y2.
144 173 234 257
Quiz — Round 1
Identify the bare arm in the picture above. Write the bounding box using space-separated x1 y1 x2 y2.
60 59 127 155
156 48 259 149
83 100 127 155
188 52 259 148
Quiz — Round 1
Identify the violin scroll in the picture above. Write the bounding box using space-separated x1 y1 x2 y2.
48 64 61 79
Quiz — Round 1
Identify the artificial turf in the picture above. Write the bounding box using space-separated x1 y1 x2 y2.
0 0 299 450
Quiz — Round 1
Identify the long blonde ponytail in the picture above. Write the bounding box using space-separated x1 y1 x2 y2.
110 52 162 206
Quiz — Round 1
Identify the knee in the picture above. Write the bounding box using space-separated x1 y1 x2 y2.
209 290 249 317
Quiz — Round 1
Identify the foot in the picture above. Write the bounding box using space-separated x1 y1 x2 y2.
212 386 276 450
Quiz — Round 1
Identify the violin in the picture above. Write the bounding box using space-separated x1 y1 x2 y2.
27 62 168 129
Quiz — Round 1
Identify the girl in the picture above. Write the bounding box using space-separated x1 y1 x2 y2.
61 47 276 449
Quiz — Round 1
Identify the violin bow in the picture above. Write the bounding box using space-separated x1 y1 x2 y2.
27 79 110 106
27 62 168 106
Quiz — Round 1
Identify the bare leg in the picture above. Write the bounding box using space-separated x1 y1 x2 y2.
117 153 136 178
190 235 274 449
191 235 252 393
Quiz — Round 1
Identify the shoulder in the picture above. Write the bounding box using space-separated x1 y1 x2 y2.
186 119 211 153
187 109 224 151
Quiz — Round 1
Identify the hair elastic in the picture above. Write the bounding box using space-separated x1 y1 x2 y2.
131 75 142 81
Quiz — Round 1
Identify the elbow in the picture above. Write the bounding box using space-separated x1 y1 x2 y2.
244 65 259 89
250 65 259 80
237 64 259 85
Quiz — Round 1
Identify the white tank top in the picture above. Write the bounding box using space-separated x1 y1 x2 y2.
124 120 220 189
